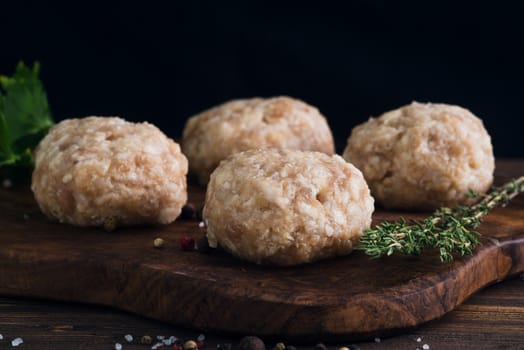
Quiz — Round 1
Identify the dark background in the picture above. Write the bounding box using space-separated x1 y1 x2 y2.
2 1 523 156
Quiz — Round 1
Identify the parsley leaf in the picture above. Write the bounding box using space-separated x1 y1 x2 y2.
0 62 54 167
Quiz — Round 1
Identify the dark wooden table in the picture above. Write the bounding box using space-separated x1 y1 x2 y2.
0 276 523 350
1 160 523 350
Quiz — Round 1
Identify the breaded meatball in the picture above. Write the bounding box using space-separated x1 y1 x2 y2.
31 116 188 228
203 149 374 265
343 102 494 210
182 96 335 185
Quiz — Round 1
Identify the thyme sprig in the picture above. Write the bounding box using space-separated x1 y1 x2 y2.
358 177 524 262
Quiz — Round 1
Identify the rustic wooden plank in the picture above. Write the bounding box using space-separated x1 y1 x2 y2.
0 160 523 342
0 277 523 349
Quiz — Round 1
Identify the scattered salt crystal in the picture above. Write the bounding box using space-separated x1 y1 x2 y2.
157 335 165 340
124 334 133 342
416 337 422 342
168 336 177 343
198 221 205 228
115 343 122 350
197 334 205 342
374 337 381 343
423 344 430 350
151 342 164 349
11 337 23 347
163 338 173 346
0 333 3 340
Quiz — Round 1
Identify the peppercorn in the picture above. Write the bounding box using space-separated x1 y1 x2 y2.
140 335 153 345
2 179 12 189
314 343 327 350
180 203 196 220
236 336 265 350
153 237 165 248
273 342 285 350
180 236 196 251
184 340 198 350
196 234 212 253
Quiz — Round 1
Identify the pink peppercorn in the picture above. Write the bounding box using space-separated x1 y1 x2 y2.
180 236 196 251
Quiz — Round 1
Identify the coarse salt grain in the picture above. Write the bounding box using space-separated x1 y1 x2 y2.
168 336 177 343
198 221 206 228
163 338 173 346
374 337 381 343
115 343 122 350
156 335 165 340
416 337 422 342
423 344 430 350
124 334 133 342
197 334 205 342
11 337 23 347
151 342 164 349
0 333 3 340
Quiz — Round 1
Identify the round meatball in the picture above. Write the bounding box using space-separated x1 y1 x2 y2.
343 102 494 210
182 96 335 185
31 116 188 229
203 149 374 265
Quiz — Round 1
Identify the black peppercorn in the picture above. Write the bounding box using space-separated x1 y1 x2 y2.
236 336 265 350
140 335 152 345
196 234 212 253
314 343 328 350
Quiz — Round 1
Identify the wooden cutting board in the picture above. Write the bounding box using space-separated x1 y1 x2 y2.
1 160 523 342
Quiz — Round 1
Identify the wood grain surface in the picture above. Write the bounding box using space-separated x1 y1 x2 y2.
1 276 523 350
0 160 523 342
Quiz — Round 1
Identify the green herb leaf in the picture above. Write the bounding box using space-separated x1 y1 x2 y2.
357 177 524 262
0 61 54 168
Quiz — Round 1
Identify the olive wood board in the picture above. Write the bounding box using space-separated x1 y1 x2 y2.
0 160 523 342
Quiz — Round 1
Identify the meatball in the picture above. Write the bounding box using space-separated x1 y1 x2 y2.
343 102 494 210
204 149 374 265
182 96 335 185
31 116 188 228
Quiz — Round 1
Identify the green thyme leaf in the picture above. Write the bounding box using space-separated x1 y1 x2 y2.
357 177 524 262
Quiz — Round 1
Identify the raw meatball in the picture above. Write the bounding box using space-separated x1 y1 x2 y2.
343 102 494 210
203 149 374 265
182 96 335 185
31 116 188 229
